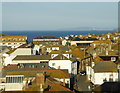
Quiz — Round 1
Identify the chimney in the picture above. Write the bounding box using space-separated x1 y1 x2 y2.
36 73 45 86
106 49 109 56
40 84 44 93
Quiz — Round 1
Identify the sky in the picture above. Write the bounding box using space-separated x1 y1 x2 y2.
1 2 118 31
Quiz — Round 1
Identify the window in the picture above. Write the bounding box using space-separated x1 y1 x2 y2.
8 43 11 45
32 65 35 68
8 39 11 41
2 39 5 41
42 65 45 68
111 57 116 61
103 78 107 82
6 76 24 83
52 63 55 66
13 39 17 41
109 78 113 82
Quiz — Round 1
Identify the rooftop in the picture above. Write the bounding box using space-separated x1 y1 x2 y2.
72 37 98 41
52 54 69 60
13 55 51 60
6 48 17 54
34 36 59 39
0 35 27 39
18 43 33 48
3 69 70 78
0 34 9 37
92 40 112 44
93 61 117 73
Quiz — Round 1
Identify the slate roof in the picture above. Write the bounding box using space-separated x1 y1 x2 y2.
6 48 17 54
52 54 69 60
4 69 70 78
3 63 50 72
2 64 72 92
0 35 27 39
34 36 59 39
25 80 73 92
93 61 117 73
60 46 69 51
13 55 51 60
72 37 98 41
92 40 112 44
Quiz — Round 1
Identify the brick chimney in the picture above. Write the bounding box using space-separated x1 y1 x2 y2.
36 73 45 86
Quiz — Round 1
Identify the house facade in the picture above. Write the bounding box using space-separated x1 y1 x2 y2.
0 35 27 48
87 61 118 85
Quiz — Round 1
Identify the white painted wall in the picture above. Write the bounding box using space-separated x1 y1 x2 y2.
62 40 67 46
0 42 26 48
49 60 72 73
71 62 78 75
3 54 12 66
52 47 59 50
46 48 51 53
5 83 23 91
0 83 5 91
33 39 59 41
70 41 93 46
3 48 32 66
12 60 49 64
86 66 92 80
32 45 40 55
91 72 118 85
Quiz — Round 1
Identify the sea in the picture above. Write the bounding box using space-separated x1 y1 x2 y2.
2 30 116 42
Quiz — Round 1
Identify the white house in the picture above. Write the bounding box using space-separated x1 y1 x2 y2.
12 55 50 64
3 47 32 66
5 75 24 91
49 53 78 75
90 61 118 85
12 53 78 76
0 75 25 91
32 44 42 55
0 35 27 48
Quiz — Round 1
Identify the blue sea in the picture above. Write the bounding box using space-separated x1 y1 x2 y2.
2 30 116 42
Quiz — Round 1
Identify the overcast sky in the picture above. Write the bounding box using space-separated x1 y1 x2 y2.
1 2 118 31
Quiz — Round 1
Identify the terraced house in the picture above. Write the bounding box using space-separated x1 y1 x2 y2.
0 63 73 92
0 34 27 48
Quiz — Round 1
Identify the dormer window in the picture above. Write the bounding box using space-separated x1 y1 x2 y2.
8 43 11 45
111 57 116 61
